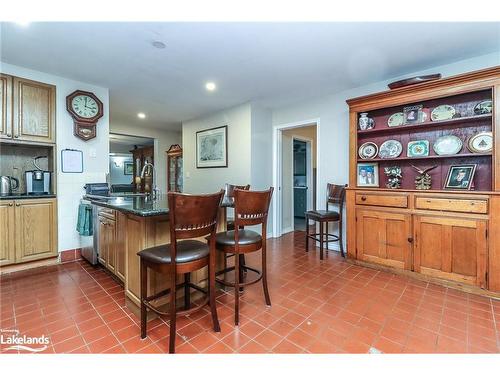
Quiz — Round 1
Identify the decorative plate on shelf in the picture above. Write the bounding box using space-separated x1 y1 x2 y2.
407 140 430 157
433 135 463 155
358 142 379 159
473 100 493 115
387 112 404 127
431 105 456 121
467 132 493 154
379 140 403 159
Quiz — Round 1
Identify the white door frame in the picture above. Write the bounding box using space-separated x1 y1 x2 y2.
272 118 320 238
291 136 314 227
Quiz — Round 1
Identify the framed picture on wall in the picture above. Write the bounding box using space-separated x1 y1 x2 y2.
124 162 133 175
196 125 228 168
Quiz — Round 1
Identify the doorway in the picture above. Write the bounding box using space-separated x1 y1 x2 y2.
273 120 318 237
108 133 154 193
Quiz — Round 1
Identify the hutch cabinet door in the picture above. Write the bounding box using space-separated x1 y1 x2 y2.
0 200 16 266
413 215 487 288
13 77 56 143
0 74 13 140
14 199 57 263
356 209 412 270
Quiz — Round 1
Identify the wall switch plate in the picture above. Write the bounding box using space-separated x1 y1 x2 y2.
185 171 190 178
89 148 96 158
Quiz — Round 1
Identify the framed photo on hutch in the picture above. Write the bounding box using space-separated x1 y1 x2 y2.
357 163 379 187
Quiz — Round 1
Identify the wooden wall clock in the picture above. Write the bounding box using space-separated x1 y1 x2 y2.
66 90 104 141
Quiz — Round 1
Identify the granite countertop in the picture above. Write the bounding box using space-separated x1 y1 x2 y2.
86 194 235 217
86 194 170 217
0 193 56 200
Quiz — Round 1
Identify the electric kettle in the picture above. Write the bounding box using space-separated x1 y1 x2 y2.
0 176 19 196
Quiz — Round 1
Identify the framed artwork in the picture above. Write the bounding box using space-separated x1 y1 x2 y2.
357 163 379 187
196 125 228 168
403 104 424 124
444 164 477 190
124 162 133 175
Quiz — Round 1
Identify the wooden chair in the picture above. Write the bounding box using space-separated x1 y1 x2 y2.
137 190 224 353
215 188 274 325
305 184 346 259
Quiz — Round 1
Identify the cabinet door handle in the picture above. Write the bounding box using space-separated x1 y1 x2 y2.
8 202 13 206
7 133 12 137
361 196 367 201
14 134 19 138
407 237 414 243
15 203 20 206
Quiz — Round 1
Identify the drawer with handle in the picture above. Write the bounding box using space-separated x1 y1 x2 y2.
98 207 116 220
355 192 408 208
414 196 488 214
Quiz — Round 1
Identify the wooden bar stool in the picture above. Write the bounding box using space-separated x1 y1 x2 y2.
137 190 224 354
222 183 250 288
305 184 346 259
214 187 274 325
224 183 250 231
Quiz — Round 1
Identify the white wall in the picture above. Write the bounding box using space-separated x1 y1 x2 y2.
182 103 252 194
0 62 110 252
271 52 500 249
109 123 181 193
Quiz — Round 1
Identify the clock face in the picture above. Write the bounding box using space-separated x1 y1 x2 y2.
71 95 99 119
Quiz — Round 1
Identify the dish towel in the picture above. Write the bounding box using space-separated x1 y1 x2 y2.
76 203 93 236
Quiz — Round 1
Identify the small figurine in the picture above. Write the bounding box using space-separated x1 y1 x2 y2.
411 165 438 190
384 166 402 189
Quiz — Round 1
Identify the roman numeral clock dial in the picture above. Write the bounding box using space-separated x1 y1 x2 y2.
66 90 104 141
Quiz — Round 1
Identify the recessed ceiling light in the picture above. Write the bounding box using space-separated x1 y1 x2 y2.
152 41 166 49
137 113 146 119
205 82 216 91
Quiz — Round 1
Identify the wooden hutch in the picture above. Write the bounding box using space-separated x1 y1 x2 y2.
166 144 183 192
131 145 154 193
346 66 500 297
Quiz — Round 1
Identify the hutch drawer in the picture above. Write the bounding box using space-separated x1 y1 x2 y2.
355 192 408 208
414 196 488 214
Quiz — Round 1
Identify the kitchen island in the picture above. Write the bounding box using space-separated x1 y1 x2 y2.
87 194 228 317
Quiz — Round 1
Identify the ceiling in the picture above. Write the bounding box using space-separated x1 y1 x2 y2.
1 22 499 131
109 133 153 153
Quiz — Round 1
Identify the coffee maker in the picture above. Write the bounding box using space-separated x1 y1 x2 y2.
25 156 51 195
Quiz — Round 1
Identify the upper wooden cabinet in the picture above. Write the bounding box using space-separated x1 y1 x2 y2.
0 74 13 140
12 77 56 143
356 208 412 270
0 200 16 266
14 198 58 263
413 215 487 288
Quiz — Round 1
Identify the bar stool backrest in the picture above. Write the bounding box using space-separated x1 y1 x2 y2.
326 184 347 212
233 188 274 227
224 183 250 198
168 190 224 241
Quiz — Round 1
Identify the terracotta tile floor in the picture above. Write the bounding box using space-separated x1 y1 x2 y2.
1 231 500 354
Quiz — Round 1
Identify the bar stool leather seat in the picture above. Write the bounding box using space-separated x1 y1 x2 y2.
305 210 340 220
215 229 262 248
138 240 209 264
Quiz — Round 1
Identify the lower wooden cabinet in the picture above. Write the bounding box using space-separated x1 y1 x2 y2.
98 214 117 274
115 212 126 282
0 198 57 266
356 209 412 270
0 200 16 266
413 215 487 288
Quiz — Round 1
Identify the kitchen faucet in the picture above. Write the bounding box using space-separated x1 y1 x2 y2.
140 161 160 199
